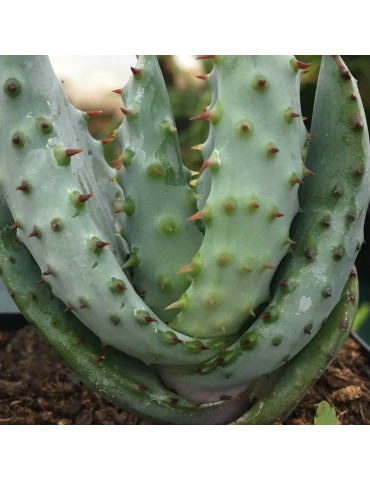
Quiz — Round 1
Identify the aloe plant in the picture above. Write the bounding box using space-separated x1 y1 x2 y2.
0 55 368 424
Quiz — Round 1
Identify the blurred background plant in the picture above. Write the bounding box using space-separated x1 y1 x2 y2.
1 54 370 345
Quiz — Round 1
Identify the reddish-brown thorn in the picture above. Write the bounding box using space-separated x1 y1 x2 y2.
112 88 123 94
190 111 211 122
187 211 203 221
242 266 253 273
10 222 21 230
121 107 131 116
106 130 118 138
143 315 157 323
65 148 84 158
64 304 73 313
196 55 217 60
195 74 208 81
292 176 304 185
244 307 255 317
303 168 315 177
111 157 122 167
36 279 45 285
78 194 93 203
195 344 210 351
296 60 311 69
199 158 213 173
263 262 276 270
286 238 296 245
86 110 103 118
130 66 142 77
272 211 284 218
28 229 40 238
114 283 126 293
340 67 351 80
352 114 364 131
240 123 250 133
177 264 192 274
42 269 53 276
101 138 114 144
15 181 29 192
261 311 272 321
95 241 110 249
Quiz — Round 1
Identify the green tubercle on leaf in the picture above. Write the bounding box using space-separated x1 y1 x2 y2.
156 329 183 345
260 306 279 324
122 148 135 167
252 75 268 91
35 116 53 135
3 77 21 97
204 291 223 309
284 107 300 124
332 246 345 261
182 339 210 353
191 252 203 277
166 293 189 312
216 251 233 267
50 218 63 232
15 180 31 193
265 142 279 158
133 309 157 325
239 331 259 351
110 315 121 326
156 273 173 292
159 119 177 137
202 204 213 224
123 196 136 216
113 149 135 169
28 225 42 239
69 191 92 212
215 348 239 367
53 145 71 167
89 236 110 255
109 277 126 294
147 162 164 179
238 257 254 275
11 131 26 149
157 215 179 237
209 100 223 125
222 197 237 215
235 119 253 137
271 335 283 346
304 323 313 334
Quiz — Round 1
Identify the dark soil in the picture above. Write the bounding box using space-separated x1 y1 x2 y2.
1 325 369 425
